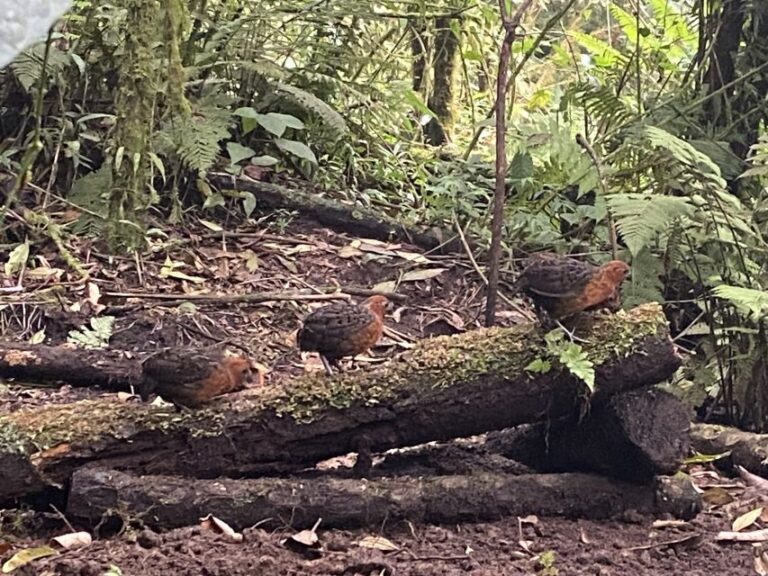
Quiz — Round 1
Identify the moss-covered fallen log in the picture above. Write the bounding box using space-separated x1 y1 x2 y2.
209 174 462 252
67 466 701 531
0 304 679 500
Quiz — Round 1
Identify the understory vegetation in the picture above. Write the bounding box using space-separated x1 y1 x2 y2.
2 0 768 429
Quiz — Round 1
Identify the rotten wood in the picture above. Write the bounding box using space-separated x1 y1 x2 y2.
690 423 768 476
207 174 463 253
0 304 679 500
66 466 701 531
485 388 692 482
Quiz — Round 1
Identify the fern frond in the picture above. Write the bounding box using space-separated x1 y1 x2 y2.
155 103 232 173
712 285 768 321
567 82 635 127
607 192 693 257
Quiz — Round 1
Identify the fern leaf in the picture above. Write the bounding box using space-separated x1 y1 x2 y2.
712 286 768 321
607 193 693 257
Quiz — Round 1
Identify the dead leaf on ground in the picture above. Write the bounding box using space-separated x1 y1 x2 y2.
285 518 322 549
702 486 735 506
1 545 58 573
738 465 768 491
357 536 399 552
755 545 768 576
50 531 92 549
651 519 690 529
199 514 243 542
734 507 764 532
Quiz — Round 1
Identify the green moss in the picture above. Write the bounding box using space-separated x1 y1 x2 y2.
0 303 668 451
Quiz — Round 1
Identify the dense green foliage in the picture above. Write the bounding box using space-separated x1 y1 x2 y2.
2 0 768 428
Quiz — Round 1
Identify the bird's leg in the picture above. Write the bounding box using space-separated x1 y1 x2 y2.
352 434 373 478
320 355 335 376
555 319 590 344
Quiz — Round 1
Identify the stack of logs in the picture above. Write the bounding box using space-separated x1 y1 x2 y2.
0 303 703 531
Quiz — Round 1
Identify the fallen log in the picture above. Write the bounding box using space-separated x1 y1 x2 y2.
690 423 768 476
208 174 462 252
0 304 679 500
66 466 701 531
485 388 691 482
0 343 140 391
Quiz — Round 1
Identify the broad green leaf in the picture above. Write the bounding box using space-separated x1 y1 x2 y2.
275 139 317 164
251 155 279 167
241 192 257 217
227 142 255 165
4 240 29 276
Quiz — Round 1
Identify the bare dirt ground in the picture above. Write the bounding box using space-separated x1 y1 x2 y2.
0 206 760 575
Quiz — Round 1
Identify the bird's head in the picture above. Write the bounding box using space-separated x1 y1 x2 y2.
223 355 260 386
602 260 631 284
363 295 390 320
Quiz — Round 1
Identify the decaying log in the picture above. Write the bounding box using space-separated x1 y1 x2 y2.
690 423 768 476
0 343 140 390
0 304 679 500
67 466 701 531
486 388 691 482
208 174 462 252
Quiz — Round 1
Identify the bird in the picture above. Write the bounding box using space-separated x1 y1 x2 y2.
139 348 261 409
511 253 630 338
297 295 389 375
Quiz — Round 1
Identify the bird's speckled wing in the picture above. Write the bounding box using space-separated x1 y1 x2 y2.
298 303 379 359
519 255 597 299
141 348 220 385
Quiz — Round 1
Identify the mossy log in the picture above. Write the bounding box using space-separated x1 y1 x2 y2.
690 423 768 476
0 304 679 500
208 174 462 252
485 388 692 482
66 466 701 532
0 343 140 391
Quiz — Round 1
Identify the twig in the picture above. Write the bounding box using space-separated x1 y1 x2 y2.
485 0 535 327
102 291 348 305
575 133 619 259
49 503 77 534
454 216 532 319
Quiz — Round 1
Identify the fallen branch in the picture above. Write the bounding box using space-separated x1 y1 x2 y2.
208 174 463 253
66 466 701 531
690 423 768 476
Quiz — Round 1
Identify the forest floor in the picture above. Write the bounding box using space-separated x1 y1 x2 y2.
0 204 760 575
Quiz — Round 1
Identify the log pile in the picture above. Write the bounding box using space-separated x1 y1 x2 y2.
0 303 699 529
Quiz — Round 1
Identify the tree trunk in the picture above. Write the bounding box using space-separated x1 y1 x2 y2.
424 17 461 145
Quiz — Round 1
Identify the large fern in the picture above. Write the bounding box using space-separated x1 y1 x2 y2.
607 192 693 256
274 82 349 141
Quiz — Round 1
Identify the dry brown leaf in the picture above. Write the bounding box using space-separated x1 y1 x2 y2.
755 545 768 576
50 531 92 549
373 281 397 293
401 268 447 282
652 519 689 529
738 465 768 491
287 518 322 548
357 536 399 552
337 245 363 259
702 487 734 506
1 546 58 573
734 507 764 532
199 515 243 543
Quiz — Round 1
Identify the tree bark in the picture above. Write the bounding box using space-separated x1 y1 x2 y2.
486 388 691 482
0 343 140 391
207 174 462 253
67 466 701 532
690 423 768 476
0 304 679 500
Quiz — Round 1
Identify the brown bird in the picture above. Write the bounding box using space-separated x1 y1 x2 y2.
512 253 630 336
139 348 260 409
298 295 389 375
